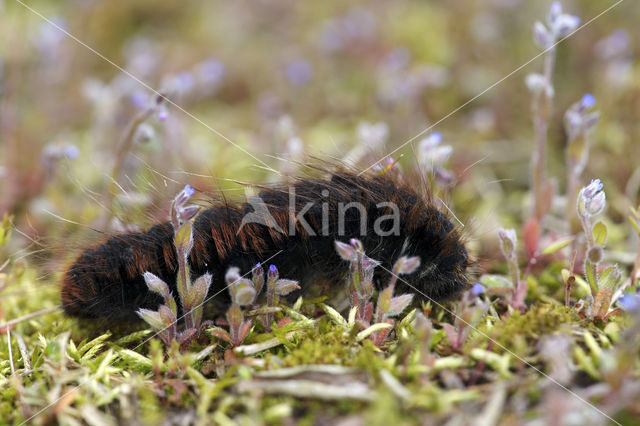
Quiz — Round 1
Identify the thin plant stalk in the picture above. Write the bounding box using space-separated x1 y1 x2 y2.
531 48 556 221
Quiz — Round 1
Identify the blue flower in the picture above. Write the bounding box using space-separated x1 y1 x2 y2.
618 293 640 313
174 72 195 93
130 90 149 109
285 59 313 86
471 282 484 296
197 59 225 86
581 93 596 109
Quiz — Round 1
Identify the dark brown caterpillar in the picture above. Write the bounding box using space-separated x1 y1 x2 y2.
61 170 470 319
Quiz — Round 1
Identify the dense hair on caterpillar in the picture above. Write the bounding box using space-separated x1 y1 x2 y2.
61 170 470 319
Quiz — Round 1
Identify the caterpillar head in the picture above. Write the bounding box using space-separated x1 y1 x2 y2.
399 207 471 302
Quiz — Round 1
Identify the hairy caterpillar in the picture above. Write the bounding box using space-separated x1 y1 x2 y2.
61 170 470 319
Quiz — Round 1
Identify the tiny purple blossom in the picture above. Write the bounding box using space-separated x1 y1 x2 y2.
174 184 194 209
197 59 225 85
349 238 363 252
174 71 195 93
580 179 606 217
552 14 580 38
130 90 149 109
471 282 485 296
618 293 640 313
549 2 562 21
63 145 80 159
157 109 168 121
285 59 313 86
420 132 442 148
179 205 200 222
581 93 596 109
268 264 279 280
582 179 603 198
183 184 195 198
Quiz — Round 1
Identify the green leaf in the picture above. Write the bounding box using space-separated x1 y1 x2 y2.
184 273 212 310
227 304 244 329
118 349 153 372
137 309 166 331
629 215 640 234
275 279 301 296
356 323 392 341
479 274 513 288
540 237 573 255
592 221 607 246
387 294 414 317
174 221 193 254
377 285 394 314
319 303 347 327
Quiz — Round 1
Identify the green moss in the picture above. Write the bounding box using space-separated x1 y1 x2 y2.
470 303 580 356
276 318 385 372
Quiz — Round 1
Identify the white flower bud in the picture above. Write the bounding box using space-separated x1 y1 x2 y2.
551 14 580 38
533 22 553 49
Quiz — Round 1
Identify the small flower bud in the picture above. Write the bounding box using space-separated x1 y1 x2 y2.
225 266 241 286
587 246 603 264
268 264 279 281
233 279 257 306
588 190 606 215
533 22 553 49
393 256 421 275
252 263 265 294
134 123 155 144
552 14 580 38
580 180 606 217
548 2 562 25
357 121 389 149
349 238 364 252
471 282 485 295
583 179 603 199
419 132 443 150
174 184 195 207
498 228 518 259
525 73 553 98
580 93 596 109
335 240 357 261
157 108 168 121
424 145 453 166
178 205 201 222
143 272 171 297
